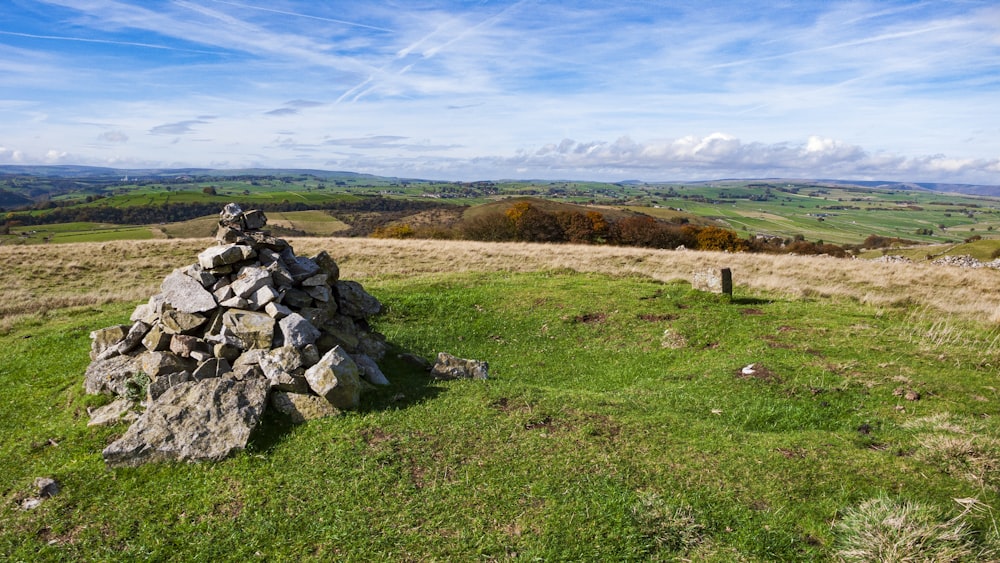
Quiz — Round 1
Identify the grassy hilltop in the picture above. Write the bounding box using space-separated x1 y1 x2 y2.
3 237 1000 560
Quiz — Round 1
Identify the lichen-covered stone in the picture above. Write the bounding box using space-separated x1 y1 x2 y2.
279 313 321 348
231 265 272 299
87 398 136 427
102 378 269 467
336 280 382 319
84 205 392 467
148 370 193 400
312 251 340 283
90 325 129 360
430 352 489 380
160 310 207 335
352 353 390 386
305 346 362 409
198 244 256 270
161 269 217 313
222 309 275 350
142 351 194 379
271 391 340 423
84 354 144 395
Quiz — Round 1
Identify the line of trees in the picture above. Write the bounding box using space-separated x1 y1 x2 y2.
373 201 848 256
2 197 450 228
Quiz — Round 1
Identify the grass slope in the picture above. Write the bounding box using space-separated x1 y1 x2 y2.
3 241 1000 560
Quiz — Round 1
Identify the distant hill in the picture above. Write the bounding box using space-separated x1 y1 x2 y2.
816 179 1000 197
0 165 388 182
0 188 32 207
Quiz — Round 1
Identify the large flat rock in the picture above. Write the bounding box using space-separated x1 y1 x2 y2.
102 378 269 468
161 270 217 314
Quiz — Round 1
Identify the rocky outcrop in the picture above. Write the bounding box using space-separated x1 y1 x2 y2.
86 204 392 467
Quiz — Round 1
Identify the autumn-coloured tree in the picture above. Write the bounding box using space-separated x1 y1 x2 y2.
555 211 596 243
610 216 685 248
694 226 749 252
505 202 564 242
460 212 516 241
587 211 609 240
370 223 415 239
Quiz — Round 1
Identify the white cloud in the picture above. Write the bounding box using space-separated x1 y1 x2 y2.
0 147 25 163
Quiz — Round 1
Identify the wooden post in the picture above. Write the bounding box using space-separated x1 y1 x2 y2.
721 268 733 296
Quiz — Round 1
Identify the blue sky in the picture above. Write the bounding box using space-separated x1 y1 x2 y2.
1 0 999 183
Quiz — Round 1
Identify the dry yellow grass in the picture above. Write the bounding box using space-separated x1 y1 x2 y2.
3 237 1000 333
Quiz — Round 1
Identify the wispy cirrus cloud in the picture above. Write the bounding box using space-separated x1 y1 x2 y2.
97 130 129 143
149 119 210 135
0 1 996 183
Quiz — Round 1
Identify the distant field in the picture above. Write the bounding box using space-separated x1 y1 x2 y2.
6 210 352 244
646 183 1000 245
0 222 154 245
267 210 350 235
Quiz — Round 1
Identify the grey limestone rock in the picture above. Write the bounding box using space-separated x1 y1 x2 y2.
102 378 269 468
430 352 489 380
270 391 340 423
87 397 137 427
192 358 232 381
161 269 217 314
96 321 150 361
182 263 216 288
147 370 193 400
279 313 321 348
170 334 209 358
352 353 390 386
141 351 194 379
142 324 172 352
84 353 144 395
222 309 275 350
312 251 340 282
305 346 362 409
90 325 129 360
231 265 272 298
336 280 382 319
160 310 207 335
265 301 292 319
198 244 256 270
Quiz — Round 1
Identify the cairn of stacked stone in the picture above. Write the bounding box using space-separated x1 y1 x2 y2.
84 203 390 467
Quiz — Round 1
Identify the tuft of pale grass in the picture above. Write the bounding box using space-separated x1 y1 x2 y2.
835 496 990 562
916 434 1000 492
903 414 972 435
891 307 1000 368
631 491 705 554
903 415 1000 491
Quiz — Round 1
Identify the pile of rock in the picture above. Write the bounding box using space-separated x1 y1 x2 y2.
85 204 390 467
931 254 1000 269
869 255 912 264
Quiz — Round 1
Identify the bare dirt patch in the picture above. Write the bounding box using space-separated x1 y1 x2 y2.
638 313 678 322
573 312 607 324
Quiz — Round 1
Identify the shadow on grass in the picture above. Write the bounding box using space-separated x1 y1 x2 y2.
730 296 774 306
246 343 444 453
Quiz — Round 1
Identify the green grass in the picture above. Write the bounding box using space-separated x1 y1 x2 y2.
3 271 1000 560
1 223 155 244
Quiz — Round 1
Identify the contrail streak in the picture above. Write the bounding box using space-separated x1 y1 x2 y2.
0 30 224 55
207 0 394 33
